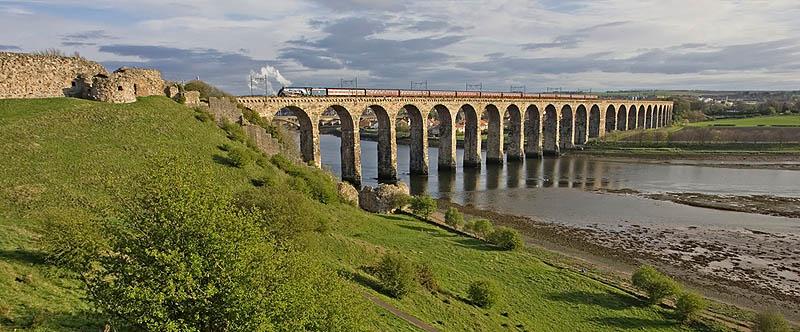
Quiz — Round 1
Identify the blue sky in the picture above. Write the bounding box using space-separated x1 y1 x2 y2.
2 0 799 94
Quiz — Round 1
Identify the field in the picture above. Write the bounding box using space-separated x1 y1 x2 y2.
687 114 800 127
0 97 730 331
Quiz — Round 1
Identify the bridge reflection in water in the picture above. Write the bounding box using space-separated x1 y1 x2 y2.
319 134 624 196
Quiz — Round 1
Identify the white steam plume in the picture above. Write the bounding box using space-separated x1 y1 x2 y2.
248 65 292 95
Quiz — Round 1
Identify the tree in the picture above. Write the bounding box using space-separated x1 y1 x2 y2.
631 265 680 305
444 207 464 229
409 195 437 220
675 292 708 323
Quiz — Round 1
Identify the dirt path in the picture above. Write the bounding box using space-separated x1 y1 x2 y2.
362 292 439 332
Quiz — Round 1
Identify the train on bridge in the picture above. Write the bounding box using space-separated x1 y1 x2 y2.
277 87 598 100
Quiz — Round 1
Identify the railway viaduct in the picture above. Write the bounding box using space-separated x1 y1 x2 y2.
237 96 673 186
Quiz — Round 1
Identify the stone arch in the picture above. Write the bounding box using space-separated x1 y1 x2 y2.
366 104 397 182
524 104 542 158
646 105 653 129
484 104 504 164
460 104 481 167
559 105 574 150
505 104 524 161
617 105 627 131
574 105 588 145
589 104 601 138
431 104 456 169
605 105 617 132
402 104 428 175
279 105 317 166
627 105 637 130
328 104 360 186
542 104 559 155
637 105 646 129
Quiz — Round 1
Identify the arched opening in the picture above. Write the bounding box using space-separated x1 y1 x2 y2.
605 105 617 132
617 105 627 131
459 104 481 167
646 106 653 129
328 105 360 186
627 105 637 130
559 105 574 150
363 105 397 183
484 104 504 164
637 105 646 129
430 105 455 170
274 106 317 166
589 105 601 138
505 104 523 161
574 105 588 145
543 104 559 155
524 105 542 158
400 104 428 175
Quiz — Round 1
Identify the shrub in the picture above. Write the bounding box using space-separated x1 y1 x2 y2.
81 167 363 331
227 147 253 168
387 192 410 211
444 207 464 229
416 263 439 293
409 195 437 220
675 291 707 322
183 80 230 99
234 185 329 238
193 108 214 123
468 279 498 308
488 226 524 251
631 265 680 305
754 310 791 332
374 253 416 298
466 219 494 238
221 119 249 144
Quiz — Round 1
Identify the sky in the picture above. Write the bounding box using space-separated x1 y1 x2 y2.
1 0 799 94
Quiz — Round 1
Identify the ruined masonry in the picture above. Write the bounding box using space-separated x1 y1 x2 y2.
0 52 166 103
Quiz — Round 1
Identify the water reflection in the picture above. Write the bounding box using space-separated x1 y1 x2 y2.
318 134 800 197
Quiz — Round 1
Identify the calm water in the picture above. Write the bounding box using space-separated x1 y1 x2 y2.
319 135 800 232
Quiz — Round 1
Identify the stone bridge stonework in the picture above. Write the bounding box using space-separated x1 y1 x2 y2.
237 96 673 187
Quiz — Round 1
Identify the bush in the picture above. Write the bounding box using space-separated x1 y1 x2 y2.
675 291 707 322
409 195 437 219
227 147 254 168
193 107 214 123
465 219 494 238
754 310 791 332
234 185 329 238
631 265 680 304
183 80 230 99
488 226 524 251
444 207 464 229
468 279 498 308
387 192 410 211
80 167 363 331
374 253 416 299
416 263 439 293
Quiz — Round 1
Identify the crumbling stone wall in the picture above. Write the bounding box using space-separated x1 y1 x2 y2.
0 52 108 99
87 74 136 103
111 67 164 97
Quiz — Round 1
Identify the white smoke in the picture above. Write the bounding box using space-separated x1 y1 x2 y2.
248 65 292 95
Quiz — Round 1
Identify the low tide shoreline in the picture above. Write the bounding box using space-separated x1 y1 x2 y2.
441 195 800 323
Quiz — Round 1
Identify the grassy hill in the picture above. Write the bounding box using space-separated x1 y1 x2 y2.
686 114 800 127
1 97 723 331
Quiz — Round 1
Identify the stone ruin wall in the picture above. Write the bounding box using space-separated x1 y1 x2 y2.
112 67 165 97
0 52 108 99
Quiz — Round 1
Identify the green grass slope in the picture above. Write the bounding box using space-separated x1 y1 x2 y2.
687 114 800 127
0 97 718 331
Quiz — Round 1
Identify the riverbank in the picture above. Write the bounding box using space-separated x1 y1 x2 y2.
569 149 800 170
442 198 800 323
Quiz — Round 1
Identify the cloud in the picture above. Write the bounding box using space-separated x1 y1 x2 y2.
522 21 628 50
62 29 115 40
0 44 21 50
278 16 465 80
306 0 406 11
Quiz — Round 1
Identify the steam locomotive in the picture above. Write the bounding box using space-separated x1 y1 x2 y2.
277 87 598 99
